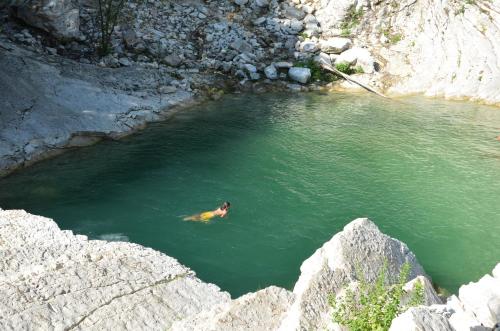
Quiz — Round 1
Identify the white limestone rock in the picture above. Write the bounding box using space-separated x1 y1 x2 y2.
299 40 319 53
336 47 375 73
288 67 311 84
278 218 427 331
320 38 352 54
402 275 442 306
458 273 500 328
390 263 500 331
389 307 454 331
0 210 230 330
314 52 332 66
264 64 278 80
172 286 294 331
377 0 500 105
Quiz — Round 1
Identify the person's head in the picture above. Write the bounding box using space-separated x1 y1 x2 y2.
221 201 231 210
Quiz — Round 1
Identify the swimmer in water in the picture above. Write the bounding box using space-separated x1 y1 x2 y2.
184 202 231 221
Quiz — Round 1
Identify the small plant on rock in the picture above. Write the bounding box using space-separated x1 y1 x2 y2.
339 5 364 37
354 66 364 74
329 262 424 331
335 61 355 75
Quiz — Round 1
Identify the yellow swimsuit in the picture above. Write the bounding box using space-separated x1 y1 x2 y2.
199 211 215 221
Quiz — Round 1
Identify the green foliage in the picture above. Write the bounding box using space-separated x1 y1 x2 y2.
354 66 364 74
408 279 425 307
339 5 364 37
95 0 126 56
330 262 424 331
298 31 310 39
335 61 355 75
294 59 337 82
381 27 403 44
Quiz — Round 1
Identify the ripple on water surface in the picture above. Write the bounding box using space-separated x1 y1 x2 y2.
1 92 500 297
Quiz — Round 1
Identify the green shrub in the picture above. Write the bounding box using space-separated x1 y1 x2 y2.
335 62 355 75
329 262 424 331
295 59 337 82
354 66 364 74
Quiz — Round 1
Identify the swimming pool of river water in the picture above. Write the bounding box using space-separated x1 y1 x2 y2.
1 92 499 297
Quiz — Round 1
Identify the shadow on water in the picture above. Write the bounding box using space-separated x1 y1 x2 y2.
0 94 281 204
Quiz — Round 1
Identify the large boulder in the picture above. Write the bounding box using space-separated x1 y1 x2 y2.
278 218 427 331
264 64 278 80
9 0 80 40
336 47 375 73
458 271 500 328
0 209 230 330
389 307 454 331
288 67 311 84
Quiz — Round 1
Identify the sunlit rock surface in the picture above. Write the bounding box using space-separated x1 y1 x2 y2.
0 209 231 330
0 38 194 177
390 263 500 331
172 286 294 331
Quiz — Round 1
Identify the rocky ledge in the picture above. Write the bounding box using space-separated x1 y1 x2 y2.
1 209 498 330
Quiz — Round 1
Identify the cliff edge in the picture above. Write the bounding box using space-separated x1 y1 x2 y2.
2 209 497 330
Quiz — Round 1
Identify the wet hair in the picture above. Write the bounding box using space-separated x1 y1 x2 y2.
221 201 231 210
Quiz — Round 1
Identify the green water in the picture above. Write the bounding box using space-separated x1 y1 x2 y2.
1 92 500 297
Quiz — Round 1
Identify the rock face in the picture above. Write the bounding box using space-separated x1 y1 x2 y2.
278 218 427 331
0 209 231 330
0 38 194 177
377 0 500 105
9 0 80 39
171 286 294 331
390 307 455 331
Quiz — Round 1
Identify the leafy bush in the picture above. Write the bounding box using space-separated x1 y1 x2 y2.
354 66 364 74
329 262 424 331
295 59 337 82
335 61 355 75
